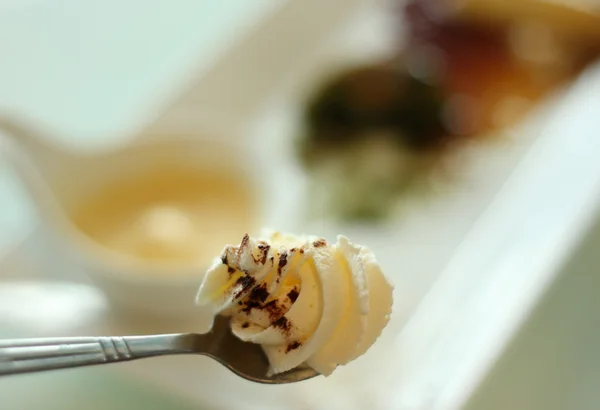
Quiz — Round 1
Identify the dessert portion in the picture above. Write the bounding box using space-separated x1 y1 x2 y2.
299 62 447 221
297 0 600 222
195 231 393 376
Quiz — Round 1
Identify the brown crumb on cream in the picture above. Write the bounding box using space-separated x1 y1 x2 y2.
287 288 299 303
277 251 288 274
286 341 302 353
313 239 327 248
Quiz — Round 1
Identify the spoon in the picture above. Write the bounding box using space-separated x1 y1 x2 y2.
0 315 319 384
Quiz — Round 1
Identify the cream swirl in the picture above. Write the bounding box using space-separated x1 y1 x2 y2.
195 231 393 376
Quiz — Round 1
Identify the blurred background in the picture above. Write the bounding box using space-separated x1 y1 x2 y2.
2 0 600 409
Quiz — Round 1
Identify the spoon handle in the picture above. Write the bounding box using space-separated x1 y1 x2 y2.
0 334 194 376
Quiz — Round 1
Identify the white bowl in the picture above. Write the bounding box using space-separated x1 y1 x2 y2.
0 120 277 321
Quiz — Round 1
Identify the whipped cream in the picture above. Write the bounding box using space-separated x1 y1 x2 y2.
195 231 393 376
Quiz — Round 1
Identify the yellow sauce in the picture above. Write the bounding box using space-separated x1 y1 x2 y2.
70 166 257 268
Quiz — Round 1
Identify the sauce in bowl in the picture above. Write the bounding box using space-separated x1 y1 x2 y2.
70 165 257 270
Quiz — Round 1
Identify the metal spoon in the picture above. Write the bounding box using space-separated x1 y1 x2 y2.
0 315 319 384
